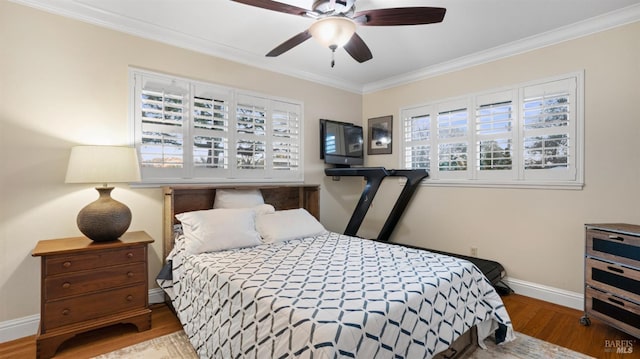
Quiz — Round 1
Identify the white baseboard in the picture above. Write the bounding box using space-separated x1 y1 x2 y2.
0 288 168 344
0 280 583 343
148 287 166 304
503 277 584 310
0 314 40 344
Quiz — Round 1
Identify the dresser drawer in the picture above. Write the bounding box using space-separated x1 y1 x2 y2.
586 229 640 269
585 287 640 338
45 246 146 275
586 258 640 303
43 285 147 330
45 262 146 301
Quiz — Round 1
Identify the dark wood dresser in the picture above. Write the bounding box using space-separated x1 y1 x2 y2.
582 223 640 339
32 231 154 359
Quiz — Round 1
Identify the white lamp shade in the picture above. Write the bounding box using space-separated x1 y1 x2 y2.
309 17 356 48
65 146 141 185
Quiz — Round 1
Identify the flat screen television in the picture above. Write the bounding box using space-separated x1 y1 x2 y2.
320 119 364 167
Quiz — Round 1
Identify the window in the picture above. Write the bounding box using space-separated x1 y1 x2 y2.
475 90 515 180
130 69 303 184
402 72 583 188
437 102 469 178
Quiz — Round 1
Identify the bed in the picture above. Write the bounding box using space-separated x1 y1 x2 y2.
158 184 514 358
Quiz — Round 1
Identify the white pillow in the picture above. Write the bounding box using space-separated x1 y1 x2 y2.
253 204 276 216
257 208 327 244
213 189 265 209
175 208 262 254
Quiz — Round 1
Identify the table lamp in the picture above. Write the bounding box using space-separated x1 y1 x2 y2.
65 145 141 242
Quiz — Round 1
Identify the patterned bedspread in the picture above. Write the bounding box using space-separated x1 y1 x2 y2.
162 232 514 358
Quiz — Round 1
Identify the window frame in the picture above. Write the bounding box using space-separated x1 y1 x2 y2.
401 71 584 189
129 68 304 185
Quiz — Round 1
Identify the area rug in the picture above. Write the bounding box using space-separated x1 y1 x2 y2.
93 330 594 359
93 331 197 359
470 333 595 359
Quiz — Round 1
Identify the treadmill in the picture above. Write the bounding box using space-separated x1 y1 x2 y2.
325 167 511 293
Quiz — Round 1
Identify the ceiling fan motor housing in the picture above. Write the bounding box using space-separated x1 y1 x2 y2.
312 0 355 15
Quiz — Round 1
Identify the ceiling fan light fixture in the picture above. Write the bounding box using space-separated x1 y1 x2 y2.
309 17 356 48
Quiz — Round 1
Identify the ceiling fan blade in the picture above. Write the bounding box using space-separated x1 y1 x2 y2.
344 33 373 63
266 30 312 57
354 7 446 26
231 0 308 17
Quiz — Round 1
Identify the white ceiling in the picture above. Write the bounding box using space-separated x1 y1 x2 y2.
14 0 640 93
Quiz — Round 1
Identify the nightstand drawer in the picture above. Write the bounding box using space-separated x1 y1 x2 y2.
43 285 147 330
45 262 146 301
587 229 640 269
45 246 146 275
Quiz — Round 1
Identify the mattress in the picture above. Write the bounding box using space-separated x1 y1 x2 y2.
160 231 514 358
392 244 507 288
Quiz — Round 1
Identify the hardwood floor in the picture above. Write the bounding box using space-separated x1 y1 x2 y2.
0 295 636 358
0 304 182 359
501 294 637 359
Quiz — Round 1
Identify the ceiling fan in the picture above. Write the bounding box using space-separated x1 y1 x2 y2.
231 0 446 67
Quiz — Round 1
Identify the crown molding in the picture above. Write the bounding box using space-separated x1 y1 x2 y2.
362 3 640 94
10 0 364 94
10 0 640 95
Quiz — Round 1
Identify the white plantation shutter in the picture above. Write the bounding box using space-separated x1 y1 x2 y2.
131 69 303 183
401 72 582 188
403 106 432 170
436 100 469 179
235 94 268 177
135 74 189 180
191 83 231 178
270 100 301 176
234 94 302 179
522 78 576 181
475 90 516 180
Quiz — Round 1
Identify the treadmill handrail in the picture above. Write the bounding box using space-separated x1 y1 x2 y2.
324 167 428 241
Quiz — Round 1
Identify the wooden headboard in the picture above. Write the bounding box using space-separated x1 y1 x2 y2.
162 185 320 261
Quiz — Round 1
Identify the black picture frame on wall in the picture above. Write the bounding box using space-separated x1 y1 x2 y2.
368 115 393 155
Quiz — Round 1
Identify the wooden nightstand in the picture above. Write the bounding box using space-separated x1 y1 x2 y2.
32 231 154 359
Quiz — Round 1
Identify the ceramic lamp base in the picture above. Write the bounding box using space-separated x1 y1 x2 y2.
77 187 132 242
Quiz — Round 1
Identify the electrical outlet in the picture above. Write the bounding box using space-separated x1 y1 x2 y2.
470 247 478 257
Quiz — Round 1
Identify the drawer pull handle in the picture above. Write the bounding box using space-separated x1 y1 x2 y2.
127 271 134 278
127 252 134 258
62 282 71 289
608 297 625 307
63 261 72 268
607 266 624 274
608 235 624 241
126 295 134 302
62 309 70 316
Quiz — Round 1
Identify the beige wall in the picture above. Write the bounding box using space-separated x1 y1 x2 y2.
2 0 639 328
0 2 362 323
361 22 640 293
